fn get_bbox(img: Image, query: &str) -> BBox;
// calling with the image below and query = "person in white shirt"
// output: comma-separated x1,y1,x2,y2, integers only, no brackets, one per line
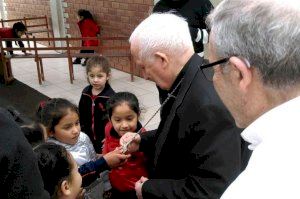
205,0,300,198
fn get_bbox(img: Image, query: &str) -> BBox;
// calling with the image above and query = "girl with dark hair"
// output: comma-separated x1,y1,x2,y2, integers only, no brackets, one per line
0,21,28,55
39,98,131,190
79,56,115,153
103,92,148,199
73,9,100,66
34,143,84,199
40,98,97,167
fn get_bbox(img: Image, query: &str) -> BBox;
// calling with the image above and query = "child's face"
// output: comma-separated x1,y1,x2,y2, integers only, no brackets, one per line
16,30,25,37
51,109,81,145
111,102,139,137
66,154,82,198
87,67,109,92
77,15,83,22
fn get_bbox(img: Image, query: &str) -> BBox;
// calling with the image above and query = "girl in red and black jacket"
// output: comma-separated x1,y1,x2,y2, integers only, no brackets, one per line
73,9,100,66
103,92,148,199
79,56,115,153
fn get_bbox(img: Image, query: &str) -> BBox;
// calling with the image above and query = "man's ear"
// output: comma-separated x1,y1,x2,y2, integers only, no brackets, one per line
229,56,252,93
154,52,169,69
60,180,71,196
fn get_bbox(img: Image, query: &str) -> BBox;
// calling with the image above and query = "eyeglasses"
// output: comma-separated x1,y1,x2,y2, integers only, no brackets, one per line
200,58,229,81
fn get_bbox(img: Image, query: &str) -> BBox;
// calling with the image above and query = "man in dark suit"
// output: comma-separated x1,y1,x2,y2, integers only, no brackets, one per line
121,13,251,199
153,0,214,105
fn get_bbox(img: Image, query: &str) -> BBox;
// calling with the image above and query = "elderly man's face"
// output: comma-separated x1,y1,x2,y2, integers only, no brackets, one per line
131,42,171,90
209,36,247,128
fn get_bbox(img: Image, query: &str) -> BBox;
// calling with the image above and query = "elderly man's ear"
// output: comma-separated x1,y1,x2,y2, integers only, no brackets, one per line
154,52,169,69
229,56,253,93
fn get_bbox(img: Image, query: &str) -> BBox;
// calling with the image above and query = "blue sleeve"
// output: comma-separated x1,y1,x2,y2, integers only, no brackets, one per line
79,157,110,176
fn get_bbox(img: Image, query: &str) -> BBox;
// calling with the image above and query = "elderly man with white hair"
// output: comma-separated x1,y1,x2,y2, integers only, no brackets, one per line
121,13,251,199
206,0,300,198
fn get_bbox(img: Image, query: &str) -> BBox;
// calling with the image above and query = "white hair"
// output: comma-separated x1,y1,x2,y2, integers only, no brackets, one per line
129,13,193,62
207,0,300,88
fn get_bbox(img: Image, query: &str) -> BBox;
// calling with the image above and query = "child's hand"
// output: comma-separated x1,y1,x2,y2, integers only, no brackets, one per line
103,148,130,169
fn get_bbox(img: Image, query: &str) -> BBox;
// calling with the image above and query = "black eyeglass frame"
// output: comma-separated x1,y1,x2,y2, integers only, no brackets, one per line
200,58,229,81
200,58,229,70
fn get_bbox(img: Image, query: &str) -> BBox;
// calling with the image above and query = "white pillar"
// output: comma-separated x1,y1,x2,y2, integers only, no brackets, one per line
0,0,7,26
50,0,67,48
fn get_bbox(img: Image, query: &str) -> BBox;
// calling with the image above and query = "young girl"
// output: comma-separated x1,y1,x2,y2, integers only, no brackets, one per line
34,143,84,199
79,55,115,153
73,9,100,66
40,98,96,167
0,22,28,55
103,92,148,199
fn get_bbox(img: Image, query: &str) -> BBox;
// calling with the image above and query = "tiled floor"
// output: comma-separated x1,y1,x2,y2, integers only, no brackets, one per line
10,50,160,130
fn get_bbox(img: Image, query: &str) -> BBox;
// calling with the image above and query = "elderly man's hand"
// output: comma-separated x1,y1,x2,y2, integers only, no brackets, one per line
103,148,131,168
135,176,148,199
120,132,141,153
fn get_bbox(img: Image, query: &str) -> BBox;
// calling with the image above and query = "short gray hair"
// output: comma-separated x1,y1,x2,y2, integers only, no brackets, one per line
129,13,193,62
207,0,300,88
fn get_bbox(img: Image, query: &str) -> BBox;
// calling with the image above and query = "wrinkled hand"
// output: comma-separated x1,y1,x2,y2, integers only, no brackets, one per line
120,132,141,153
76,188,86,199
103,147,131,169
135,176,148,199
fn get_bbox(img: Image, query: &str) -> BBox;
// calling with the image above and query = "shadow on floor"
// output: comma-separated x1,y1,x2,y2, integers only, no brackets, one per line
0,79,49,122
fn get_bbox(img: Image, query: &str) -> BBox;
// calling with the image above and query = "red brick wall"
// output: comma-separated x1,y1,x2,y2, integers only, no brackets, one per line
4,0,51,20
65,0,153,37
64,0,153,75
3,0,154,75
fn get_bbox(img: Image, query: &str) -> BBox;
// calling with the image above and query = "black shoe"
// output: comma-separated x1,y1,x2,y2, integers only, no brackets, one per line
73,59,81,64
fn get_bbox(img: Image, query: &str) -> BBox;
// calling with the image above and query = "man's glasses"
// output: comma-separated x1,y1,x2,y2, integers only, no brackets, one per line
200,58,229,81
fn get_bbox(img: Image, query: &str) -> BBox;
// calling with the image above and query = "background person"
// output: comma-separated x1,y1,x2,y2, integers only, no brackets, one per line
0,22,28,55
153,0,213,57
206,0,300,198
121,13,251,199
73,9,100,66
